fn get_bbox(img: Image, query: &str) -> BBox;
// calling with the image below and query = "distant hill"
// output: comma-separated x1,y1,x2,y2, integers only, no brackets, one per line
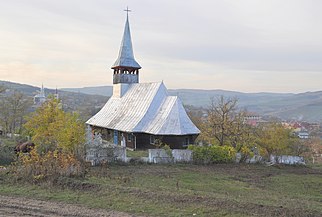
0,80,42,96
63,85,322,123
0,81,108,121
62,86,113,97
2,81,322,122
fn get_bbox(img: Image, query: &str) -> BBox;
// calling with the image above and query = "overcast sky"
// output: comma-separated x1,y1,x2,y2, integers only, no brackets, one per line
0,0,321,93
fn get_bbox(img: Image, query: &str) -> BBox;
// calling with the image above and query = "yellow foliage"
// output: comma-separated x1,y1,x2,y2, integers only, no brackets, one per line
13,149,84,183
257,122,294,157
24,98,85,155
10,98,86,183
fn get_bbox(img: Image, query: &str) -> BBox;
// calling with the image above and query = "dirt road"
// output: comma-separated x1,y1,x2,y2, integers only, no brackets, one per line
0,195,136,217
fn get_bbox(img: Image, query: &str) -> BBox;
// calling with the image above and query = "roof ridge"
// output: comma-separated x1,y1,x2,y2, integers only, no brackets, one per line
132,83,167,132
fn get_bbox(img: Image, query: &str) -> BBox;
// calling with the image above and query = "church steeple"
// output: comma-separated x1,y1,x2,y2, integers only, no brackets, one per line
112,8,141,84
40,84,45,97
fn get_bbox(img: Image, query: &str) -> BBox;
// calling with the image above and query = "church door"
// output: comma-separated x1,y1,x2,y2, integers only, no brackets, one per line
113,130,118,145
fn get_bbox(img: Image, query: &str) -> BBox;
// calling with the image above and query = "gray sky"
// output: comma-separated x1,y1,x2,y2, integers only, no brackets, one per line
0,0,321,93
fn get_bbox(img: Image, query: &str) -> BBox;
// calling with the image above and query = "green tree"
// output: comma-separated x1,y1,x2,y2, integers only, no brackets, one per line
24,97,85,155
256,122,294,158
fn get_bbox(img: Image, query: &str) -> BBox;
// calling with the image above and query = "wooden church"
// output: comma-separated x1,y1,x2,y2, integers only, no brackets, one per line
86,12,200,150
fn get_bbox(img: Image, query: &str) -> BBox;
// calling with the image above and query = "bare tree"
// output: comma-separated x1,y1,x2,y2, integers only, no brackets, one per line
197,96,259,161
0,90,31,135
206,96,238,146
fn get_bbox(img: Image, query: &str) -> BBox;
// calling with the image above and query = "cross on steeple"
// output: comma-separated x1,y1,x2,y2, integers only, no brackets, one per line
124,6,131,17
112,6,141,84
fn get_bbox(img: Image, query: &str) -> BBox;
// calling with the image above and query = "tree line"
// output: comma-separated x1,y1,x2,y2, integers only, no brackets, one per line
188,96,319,162
0,86,32,136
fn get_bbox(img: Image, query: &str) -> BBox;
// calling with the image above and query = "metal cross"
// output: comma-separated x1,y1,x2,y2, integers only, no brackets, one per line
124,7,131,16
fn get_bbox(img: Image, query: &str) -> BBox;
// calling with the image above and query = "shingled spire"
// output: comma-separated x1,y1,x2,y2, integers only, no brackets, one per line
112,8,141,84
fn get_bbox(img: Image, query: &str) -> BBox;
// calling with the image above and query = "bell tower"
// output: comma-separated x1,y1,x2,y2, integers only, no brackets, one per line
111,7,141,85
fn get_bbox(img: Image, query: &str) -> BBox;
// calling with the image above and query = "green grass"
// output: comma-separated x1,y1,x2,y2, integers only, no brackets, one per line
0,164,321,217
126,149,148,158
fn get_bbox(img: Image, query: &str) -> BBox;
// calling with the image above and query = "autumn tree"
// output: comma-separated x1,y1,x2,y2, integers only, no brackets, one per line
11,98,86,183
24,97,85,155
197,96,259,161
230,112,261,160
289,138,310,156
201,96,254,146
300,138,322,164
189,96,305,161
256,122,296,158
206,96,238,146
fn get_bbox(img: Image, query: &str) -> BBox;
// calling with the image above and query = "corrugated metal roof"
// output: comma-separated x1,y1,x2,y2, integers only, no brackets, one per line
111,15,141,69
86,82,200,135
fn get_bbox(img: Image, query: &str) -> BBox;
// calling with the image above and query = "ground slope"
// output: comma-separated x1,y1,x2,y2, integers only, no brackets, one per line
0,195,136,217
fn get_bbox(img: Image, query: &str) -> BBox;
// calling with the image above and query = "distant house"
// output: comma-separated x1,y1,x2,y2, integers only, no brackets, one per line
86,13,200,149
297,131,309,139
244,113,266,126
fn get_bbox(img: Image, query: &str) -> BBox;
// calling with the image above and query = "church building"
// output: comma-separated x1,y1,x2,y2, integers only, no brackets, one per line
86,12,200,150
33,84,46,105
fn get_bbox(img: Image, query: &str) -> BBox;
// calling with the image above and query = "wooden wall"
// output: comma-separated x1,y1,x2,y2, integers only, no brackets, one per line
90,126,198,150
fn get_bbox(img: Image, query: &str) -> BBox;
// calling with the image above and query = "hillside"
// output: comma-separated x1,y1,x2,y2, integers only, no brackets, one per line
0,81,108,121
62,85,322,123
1,164,321,217
2,81,322,122
62,86,293,108
62,86,113,97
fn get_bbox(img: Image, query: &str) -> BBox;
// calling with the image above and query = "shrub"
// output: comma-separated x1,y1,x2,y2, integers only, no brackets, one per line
188,145,236,164
237,145,255,162
9,98,87,184
0,138,16,165
11,149,85,184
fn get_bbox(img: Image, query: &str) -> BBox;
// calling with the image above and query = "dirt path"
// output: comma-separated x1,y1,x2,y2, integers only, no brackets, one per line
0,195,136,217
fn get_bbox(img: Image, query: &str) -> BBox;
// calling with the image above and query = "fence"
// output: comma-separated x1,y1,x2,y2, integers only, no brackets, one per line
148,149,193,164
85,129,127,165
270,155,305,165
85,128,305,166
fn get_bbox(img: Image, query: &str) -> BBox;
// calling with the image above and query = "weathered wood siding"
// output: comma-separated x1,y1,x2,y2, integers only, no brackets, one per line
135,133,198,150
91,126,198,150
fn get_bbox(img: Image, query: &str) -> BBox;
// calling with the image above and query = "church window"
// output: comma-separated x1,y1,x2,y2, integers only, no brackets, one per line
128,134,132,142
150,135,156,145
183,137,190,147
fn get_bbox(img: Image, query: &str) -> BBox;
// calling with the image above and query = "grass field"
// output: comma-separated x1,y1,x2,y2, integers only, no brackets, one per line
126,149,149,158
0,163,321,217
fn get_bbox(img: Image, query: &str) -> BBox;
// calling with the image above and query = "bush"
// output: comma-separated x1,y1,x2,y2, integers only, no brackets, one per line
188,145,236,164
0,138,17,165
9,98,87,184
11,149,85,184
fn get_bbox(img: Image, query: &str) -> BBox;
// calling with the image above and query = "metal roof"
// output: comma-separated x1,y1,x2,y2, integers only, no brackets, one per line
112,15,141,69
86,82,200,135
